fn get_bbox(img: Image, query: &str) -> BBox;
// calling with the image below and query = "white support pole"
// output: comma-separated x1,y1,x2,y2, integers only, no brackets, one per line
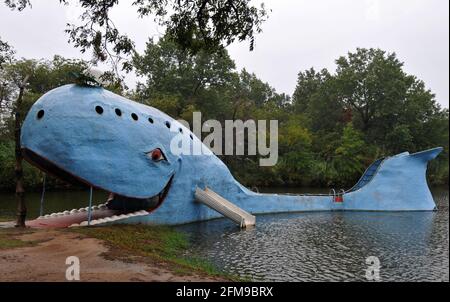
87,186,93,226
39,174,46,217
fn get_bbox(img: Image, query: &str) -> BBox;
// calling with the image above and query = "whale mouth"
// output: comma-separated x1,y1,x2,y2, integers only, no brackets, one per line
22,148,173,228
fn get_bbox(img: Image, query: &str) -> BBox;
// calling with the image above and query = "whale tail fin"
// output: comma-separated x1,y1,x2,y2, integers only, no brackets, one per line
344,147,443,211
409,146,443,162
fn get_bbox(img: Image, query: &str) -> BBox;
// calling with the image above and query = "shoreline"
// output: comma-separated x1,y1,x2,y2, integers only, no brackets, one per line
0,226,231,282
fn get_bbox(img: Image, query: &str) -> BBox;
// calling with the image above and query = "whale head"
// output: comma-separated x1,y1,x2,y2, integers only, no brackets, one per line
21,84,191,204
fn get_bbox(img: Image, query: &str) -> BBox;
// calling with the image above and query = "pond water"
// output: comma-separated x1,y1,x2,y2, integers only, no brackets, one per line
0,190,109,219
0,187,448,281
175,187,449,282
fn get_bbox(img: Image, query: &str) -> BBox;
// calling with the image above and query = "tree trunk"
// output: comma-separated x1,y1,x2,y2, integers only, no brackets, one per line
14,75,29,228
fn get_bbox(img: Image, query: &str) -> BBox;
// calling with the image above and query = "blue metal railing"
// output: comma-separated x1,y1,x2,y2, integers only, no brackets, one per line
346,158,385,193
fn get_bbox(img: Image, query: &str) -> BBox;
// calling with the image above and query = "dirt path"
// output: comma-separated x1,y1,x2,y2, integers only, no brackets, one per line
0,229,220,282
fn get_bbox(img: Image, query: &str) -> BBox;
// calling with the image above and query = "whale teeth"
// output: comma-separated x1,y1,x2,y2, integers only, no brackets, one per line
136,210,149,216
43,203,151,227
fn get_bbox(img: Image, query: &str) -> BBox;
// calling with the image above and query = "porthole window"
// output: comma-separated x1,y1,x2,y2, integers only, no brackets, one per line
131,113,138,121
37,110,45,119
95,106,104,115
165,121,171,128
190,134,193,140
148,117,154,124
115,108,122,116
179,128,183,133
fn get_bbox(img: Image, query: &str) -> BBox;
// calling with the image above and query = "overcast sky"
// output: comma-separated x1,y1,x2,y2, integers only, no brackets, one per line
0,0,448,108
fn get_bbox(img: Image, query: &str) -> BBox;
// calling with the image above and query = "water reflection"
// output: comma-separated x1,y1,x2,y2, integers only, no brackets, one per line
176,188,449,281
0,190,108,219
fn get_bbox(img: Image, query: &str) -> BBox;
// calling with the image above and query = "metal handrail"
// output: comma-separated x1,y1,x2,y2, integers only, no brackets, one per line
329,188,336,202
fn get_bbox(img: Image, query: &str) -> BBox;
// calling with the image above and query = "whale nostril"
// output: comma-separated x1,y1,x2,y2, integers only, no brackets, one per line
37,110,45,119
95,106,103,114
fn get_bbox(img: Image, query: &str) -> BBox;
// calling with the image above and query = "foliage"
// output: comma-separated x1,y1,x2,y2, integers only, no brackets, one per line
330,123,369,186
4,0,268,74
0,37,15,69
133,36,236,118
133,43,448,188
0,56,92,190
0,47,448,191
290,48,448,187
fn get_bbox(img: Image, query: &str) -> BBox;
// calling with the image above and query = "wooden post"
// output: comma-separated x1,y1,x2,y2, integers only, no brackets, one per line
14,75,29,228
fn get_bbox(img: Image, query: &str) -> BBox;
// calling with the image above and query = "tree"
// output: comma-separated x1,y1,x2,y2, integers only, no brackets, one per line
0,57,90,225
330,123,367,186
331,48,444,154
334,48,407,132
5,0,268,73
133,36,236,117
292,48,448,185
292,67,330,113
0,37,15,69
1,59,34,226
276,115,314,185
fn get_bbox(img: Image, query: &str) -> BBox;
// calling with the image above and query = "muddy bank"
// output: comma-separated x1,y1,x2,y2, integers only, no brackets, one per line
0,228,225,282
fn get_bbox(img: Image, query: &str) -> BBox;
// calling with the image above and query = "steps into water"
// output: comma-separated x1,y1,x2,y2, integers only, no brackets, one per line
195,187,256,228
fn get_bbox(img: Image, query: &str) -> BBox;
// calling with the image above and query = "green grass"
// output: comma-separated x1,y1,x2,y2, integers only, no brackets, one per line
0,228,36,250
0,216,14,222
69,224,242,281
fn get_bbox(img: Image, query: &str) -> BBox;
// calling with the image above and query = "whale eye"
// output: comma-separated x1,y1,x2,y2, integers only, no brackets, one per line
148,148,166,162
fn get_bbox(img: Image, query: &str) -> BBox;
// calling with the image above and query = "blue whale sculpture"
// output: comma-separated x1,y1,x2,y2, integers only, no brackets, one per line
21,84,442,227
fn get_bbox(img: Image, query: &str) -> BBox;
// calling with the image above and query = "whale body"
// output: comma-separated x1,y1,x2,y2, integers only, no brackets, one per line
20,84,443,227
